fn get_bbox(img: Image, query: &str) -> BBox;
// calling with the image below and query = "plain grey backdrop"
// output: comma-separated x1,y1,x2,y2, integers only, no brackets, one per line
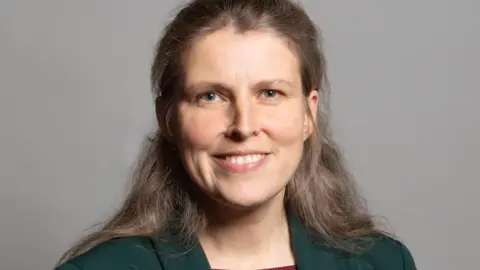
1,0,478,269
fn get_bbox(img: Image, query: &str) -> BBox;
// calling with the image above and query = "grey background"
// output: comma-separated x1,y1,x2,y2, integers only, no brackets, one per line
0,0,478,269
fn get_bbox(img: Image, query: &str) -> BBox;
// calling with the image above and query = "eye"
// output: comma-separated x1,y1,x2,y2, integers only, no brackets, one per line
261,89,279,99
198,91,221,102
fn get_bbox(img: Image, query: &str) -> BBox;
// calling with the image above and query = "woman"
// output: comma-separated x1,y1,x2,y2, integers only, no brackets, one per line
56,0,416,269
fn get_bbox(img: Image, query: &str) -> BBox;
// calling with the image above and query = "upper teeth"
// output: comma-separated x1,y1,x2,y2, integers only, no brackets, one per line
225,154,264,164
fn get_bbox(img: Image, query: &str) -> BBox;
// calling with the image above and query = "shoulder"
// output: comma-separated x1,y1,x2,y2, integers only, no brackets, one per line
355,234,416,270
56,236,163,270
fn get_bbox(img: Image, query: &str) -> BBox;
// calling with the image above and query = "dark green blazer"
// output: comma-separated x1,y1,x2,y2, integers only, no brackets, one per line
57,217,416,270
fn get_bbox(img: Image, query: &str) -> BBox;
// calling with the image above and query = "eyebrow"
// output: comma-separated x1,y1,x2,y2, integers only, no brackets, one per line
255,79,294,89
185,79,295,92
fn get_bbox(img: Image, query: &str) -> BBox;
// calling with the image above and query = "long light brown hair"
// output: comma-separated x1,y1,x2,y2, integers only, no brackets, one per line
58,0,381,265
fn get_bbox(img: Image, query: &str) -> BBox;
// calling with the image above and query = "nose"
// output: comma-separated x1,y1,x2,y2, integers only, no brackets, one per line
226,99,260,141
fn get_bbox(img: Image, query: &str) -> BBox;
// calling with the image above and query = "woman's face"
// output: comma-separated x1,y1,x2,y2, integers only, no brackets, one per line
175,27,318,209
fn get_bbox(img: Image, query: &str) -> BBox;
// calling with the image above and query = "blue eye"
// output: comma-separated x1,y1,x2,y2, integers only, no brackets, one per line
200,92,219,102
262,89,278,98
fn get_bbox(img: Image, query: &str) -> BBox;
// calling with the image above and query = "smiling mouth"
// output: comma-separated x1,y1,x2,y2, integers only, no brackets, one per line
213,154,269,173
223,154,265,164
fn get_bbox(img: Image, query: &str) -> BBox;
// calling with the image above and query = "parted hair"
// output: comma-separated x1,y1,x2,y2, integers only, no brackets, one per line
57,0,380,265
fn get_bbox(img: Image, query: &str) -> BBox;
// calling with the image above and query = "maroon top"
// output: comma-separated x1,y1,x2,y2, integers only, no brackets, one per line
263,267,296,270
213,266,296,270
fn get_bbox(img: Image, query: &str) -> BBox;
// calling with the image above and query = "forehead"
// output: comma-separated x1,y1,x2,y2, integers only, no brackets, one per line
183,28,301,86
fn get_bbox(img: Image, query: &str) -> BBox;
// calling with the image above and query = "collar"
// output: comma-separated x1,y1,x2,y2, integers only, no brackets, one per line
153,214,373,270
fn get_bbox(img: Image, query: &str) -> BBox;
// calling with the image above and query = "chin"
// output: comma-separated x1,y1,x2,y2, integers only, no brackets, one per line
212,188,284,211
219,197,266,210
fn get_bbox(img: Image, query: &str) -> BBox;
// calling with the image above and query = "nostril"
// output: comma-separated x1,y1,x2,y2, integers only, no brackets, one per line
226,126,260,141
228,129,247,142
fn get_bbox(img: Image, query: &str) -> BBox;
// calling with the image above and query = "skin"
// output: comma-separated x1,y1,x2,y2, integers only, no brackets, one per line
172,27,318,269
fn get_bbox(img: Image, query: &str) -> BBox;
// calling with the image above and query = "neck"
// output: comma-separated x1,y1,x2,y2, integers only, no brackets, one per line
198,193,294,268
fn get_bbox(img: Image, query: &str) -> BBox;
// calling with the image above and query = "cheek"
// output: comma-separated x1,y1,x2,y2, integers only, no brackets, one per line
177,109,224,149
262,104,305,143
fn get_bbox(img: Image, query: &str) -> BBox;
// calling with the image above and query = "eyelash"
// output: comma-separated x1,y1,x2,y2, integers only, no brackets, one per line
195,89,283,103
261,89,280,99
198,92,222,102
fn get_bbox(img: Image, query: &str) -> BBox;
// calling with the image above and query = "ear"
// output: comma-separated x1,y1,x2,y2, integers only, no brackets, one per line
303,90,318,141
155,97,175,143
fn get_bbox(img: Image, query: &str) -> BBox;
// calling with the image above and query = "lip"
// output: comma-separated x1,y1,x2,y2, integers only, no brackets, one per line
213,150,269,156
213,153,269,173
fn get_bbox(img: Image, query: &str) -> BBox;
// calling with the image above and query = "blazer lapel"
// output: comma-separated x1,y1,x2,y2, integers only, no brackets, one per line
154,216,374,270
154,233,211,270
288,215,373,270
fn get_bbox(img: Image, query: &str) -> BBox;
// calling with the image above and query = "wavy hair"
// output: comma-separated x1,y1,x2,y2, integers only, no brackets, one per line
57,0,380,265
